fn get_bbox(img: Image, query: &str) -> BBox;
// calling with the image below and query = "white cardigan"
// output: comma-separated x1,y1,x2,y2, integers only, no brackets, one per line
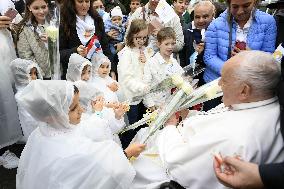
117,46,153,106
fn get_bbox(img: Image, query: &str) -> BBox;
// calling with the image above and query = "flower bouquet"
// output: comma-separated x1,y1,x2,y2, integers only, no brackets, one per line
130,64,203,103
141,77,222,144
117,109,159,134
141,75,193,143
46,1,60,79
178,78,223,111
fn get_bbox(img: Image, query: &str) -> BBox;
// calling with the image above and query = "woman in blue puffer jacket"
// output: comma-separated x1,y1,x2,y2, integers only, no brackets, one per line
204,0,277,83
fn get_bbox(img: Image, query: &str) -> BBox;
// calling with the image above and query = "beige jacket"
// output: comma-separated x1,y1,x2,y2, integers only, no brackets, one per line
17,26,51,78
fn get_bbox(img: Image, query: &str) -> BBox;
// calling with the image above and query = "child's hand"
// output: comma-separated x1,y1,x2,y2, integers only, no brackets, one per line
148,106,157,112
113,103,126,120
139,50,146,64
124,143,146,158
77,45,87,57
114,42,124,52
107,82,119,92
121,102,130,112
107,29,119,39
91,96,104,112
104,101,119,109
195,42,204,54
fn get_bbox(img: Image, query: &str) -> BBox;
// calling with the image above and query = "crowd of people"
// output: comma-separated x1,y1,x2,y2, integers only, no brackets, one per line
0,0,284,188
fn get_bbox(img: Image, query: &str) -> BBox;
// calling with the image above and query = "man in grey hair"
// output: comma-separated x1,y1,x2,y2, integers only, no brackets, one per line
155,50,284,189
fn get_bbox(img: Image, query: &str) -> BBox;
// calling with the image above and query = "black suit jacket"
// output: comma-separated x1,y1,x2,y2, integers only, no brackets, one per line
179,23,205,84
59,20,111,79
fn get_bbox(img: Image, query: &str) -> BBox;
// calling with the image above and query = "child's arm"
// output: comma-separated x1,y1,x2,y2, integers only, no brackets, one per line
118,49,147,94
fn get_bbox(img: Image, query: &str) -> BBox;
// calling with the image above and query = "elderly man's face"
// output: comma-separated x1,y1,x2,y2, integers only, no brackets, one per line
194,4,214,29
218,60,242,107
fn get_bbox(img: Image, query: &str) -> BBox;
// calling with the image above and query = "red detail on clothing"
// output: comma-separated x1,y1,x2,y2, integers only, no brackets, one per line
192,103,203,111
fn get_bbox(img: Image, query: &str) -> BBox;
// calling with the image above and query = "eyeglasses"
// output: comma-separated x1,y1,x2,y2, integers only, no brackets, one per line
94,5,104,9
134,36,148,41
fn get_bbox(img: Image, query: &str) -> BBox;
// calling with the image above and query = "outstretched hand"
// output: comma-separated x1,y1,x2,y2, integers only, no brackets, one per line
125,143,146,158
213,156,264,189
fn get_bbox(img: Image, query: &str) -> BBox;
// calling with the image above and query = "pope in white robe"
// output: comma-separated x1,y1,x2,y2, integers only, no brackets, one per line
16,80,135,189
157,51,284,189
132,51,284,189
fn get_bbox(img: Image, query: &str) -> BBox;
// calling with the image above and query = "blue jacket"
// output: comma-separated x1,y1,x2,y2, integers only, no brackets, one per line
203,9,277,82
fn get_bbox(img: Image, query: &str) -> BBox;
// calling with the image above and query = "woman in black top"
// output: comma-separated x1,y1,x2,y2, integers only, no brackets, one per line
59,0,111,79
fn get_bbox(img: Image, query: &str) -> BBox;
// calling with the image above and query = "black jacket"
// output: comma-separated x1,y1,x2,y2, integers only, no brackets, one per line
179,23,205,84
59,21,112,79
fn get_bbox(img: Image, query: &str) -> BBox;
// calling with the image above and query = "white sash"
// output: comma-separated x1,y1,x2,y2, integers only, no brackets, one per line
76,14,96,45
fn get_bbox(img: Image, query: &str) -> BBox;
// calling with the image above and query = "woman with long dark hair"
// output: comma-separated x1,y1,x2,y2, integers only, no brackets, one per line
16,0,52,80
60,0,111,79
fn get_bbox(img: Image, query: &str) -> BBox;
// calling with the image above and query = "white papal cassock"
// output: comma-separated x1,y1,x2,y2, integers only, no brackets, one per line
16,124,135,189
158,97,284,189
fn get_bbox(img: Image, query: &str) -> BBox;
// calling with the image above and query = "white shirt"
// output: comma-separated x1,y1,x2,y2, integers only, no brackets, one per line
158,97,284,189
91,76,119,103
236,14,253,42
143,52,184,107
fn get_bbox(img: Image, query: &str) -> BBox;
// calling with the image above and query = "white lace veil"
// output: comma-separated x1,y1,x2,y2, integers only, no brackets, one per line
66,53,92,82
91,53,111,77
10,58,43,90
74,80,103,112
17,80,75,130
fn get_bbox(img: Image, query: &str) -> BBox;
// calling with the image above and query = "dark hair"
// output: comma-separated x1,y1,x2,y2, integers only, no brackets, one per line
226,0,260,22
60,0,104,39
74,85,79,94
81,64,91,74
157,27,176,43
30,67,39,79
125,19,148,48
15,0,49,42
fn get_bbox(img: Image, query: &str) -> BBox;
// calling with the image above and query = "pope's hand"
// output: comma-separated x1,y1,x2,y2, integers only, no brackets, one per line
165,113,179,127
125,143,146,158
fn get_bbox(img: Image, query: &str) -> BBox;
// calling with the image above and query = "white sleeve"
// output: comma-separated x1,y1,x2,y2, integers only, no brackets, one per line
102,108,125,134
142,62,155,107
171,16,184,52
157,126,249,187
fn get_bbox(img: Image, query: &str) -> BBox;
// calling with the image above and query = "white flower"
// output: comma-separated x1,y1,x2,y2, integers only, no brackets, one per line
46,26,59,42
181,82,193,95
205,82,222,99
171,74,184,88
